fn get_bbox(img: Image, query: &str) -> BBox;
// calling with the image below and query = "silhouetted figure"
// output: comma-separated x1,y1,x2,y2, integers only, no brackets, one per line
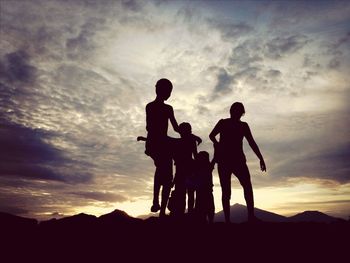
209,102,266,223
138,123,201,218
194,151,215,223
144,79,179,217
169,122,199,217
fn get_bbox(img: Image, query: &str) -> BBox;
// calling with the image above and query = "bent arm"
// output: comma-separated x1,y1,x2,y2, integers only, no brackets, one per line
192,134,202,145
209,120,221,145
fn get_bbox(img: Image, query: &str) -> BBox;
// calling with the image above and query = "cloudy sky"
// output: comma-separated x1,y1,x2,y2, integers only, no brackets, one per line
1,0,349,220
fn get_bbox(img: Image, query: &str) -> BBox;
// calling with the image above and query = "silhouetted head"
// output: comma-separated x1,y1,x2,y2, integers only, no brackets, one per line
230,102,245,120
155,78,173,100
196,151,210,164
179,122,191,137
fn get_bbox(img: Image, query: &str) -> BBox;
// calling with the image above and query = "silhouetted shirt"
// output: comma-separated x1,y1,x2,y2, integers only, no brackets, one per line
146,100,174,140
215,118,247,163
172,135,197,167
195,161,213,192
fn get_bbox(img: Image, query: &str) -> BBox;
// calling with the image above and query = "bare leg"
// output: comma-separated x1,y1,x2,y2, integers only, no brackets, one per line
218,164,231,223
151,167,161,212
160,185,170,217
187,188,195,214
236,164,255,221
208,193,215,224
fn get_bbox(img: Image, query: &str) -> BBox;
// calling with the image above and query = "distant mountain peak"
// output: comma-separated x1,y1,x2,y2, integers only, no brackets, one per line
215,204,287,223
288,210,343,223
99,209,132,219
98,208,142,224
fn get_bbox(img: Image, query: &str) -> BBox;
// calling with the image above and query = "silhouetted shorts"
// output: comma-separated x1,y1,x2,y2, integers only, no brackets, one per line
146,138,173,186
217,161,252,195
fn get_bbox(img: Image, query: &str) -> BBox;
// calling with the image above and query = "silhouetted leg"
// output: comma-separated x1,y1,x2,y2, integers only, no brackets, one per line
236,164,255,221
208,193,215,224
159,156,173,217
153,167,161,206
160,185,170,217
187,188,195,214
218,164,232,223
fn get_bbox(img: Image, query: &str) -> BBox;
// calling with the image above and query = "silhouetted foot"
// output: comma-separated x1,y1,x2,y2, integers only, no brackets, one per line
159,211,167,219
151,203,161,213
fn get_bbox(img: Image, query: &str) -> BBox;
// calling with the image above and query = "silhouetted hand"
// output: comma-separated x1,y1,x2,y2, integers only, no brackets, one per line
260,159,266,172
137,136,147,141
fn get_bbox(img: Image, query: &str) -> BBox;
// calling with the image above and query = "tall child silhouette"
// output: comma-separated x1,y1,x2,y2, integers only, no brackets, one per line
209,102,266,223
144,79,179,217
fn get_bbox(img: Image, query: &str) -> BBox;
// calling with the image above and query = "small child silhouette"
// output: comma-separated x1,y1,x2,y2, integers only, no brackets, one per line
169,122,200,216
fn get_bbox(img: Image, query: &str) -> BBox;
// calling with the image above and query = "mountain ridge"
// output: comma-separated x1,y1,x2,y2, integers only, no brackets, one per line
0,205,346,225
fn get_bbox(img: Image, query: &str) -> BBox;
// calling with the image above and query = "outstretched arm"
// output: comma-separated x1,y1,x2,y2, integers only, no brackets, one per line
244,124,266,172
137,136,147,141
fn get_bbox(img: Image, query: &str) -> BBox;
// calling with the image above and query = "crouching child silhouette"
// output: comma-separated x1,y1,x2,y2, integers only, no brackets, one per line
194,151,215,223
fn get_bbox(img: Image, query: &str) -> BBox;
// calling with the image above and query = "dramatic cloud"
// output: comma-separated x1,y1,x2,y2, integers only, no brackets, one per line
0,0,349,219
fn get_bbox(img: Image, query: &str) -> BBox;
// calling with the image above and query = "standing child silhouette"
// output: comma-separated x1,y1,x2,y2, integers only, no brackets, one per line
144,79,179,217
170,122,199,217
209,102,266,223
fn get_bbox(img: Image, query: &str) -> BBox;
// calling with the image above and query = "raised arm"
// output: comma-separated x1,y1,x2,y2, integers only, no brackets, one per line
244,123,266,172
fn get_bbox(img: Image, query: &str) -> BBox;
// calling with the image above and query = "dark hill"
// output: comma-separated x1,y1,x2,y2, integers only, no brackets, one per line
288,210,345,223
0,211,37,229
215,203,288,223
98,209,142,224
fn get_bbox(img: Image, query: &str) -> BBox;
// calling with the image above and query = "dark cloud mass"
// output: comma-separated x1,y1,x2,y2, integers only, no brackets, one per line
0,120,91,183
213,68,235,95
0,50,37,84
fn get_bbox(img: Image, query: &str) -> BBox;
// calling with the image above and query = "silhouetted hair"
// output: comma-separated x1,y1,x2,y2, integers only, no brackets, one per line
155,78,173,96
197,151,210,163
179,122,191,136
230,102,245,119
